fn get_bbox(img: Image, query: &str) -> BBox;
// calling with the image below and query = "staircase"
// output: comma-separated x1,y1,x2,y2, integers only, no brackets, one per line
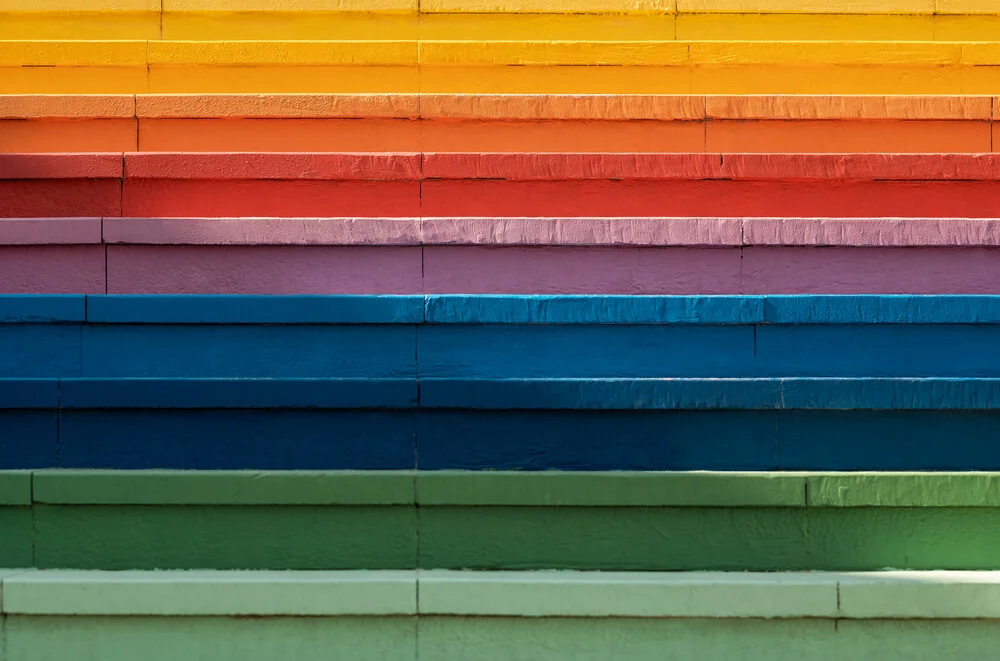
2,1,1000,659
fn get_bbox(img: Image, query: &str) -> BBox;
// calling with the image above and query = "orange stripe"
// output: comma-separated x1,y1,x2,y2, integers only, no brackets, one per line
706,95,992,120
0,119,138,152
3,117,999,154
137,118,707,153
0,94,996,121
705,120,992,153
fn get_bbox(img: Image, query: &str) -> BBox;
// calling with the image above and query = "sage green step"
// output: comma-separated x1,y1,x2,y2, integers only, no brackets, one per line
2,570,1000,661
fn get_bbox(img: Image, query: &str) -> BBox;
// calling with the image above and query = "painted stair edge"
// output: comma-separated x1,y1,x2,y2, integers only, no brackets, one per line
15,216,1000,248
2,94,996,121
3,469,1000,507
9,40,1000,67
1,569,999,619
8,294,1000,325
7,152,1000,181
0,0,997,14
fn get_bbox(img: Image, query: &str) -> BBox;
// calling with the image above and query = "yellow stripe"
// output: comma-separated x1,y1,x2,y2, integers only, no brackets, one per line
420,41,688,65
163,0,417,10
677,0,933,11
937,0,998,12
5,40,1000,67
6,13,1000,42
418,0,672,11
688,42,963,65
0,14,160,40
0,41,147,66
1,0,999,12
147,40,417,65
0,0,158,9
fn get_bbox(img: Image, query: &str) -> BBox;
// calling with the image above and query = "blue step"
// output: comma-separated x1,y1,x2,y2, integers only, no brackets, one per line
3,377,1000,471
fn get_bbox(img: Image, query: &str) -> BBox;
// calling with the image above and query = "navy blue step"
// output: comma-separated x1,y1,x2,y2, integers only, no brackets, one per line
3,377,1000,471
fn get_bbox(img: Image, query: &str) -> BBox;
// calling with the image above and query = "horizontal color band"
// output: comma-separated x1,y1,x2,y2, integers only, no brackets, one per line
5,378,1000,411
6,294,1000,325
0,469,996,507
0,94,994,121
12,64,1000,95
0,0,995,12
6,40,1000,67
2,569,999,620
84,217,1000,248
7,152,1000,181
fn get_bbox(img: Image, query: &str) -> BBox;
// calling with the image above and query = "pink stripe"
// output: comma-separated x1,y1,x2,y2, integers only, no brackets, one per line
4,244,1000,294
0,246,105,294
744,217,1000,247
104,217,423,245
743,247,1000,294
106,245,423,294
422,217,742,246
98,217,1000,248
0,218,102,245
424,246,742,295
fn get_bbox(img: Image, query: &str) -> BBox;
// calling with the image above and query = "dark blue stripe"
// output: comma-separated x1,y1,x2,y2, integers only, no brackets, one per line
86,295,424,324
0,296,85,323
424,295,764,324
60,378,418,409
2,295,1000,325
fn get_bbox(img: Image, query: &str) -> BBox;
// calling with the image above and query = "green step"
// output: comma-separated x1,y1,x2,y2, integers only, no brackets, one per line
3,471,1000,570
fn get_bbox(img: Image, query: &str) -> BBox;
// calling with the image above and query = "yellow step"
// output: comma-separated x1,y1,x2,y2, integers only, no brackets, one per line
5,13,1000,41
0,0,995,13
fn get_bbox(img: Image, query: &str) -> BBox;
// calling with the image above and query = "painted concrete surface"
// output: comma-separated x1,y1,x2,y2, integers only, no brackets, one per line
8,390,1000,469
3,571,996,661
6,471,1000,569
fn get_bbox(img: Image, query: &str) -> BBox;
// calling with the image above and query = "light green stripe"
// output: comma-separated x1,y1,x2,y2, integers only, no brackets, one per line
416,472,807,506
418,570,837,617
807,473,1000,507
3,570,417,615
4,570,1000,619
12,470,1000,508
7,616,416,661
32,471,416,505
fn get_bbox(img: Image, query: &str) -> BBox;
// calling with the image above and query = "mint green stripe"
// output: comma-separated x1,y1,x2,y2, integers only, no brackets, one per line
3,571,416,616
807,473,1000,507
7,616,416,661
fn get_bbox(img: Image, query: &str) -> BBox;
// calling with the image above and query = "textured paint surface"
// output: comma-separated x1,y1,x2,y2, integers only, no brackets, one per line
6,616,417,661
3,570,419,615
107,246,424,295
417,506,1000,571
418,618,1000,661
7,404,1000,471
0,472,998,568
34,505,417,569
1,94,990,121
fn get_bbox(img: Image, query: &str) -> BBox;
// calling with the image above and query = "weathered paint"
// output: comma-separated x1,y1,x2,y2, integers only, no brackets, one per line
3,570,418,615
1,94,990,122
418,617,1000,661
6,616,418,661
4,471,1000,569
13,152,1000,218
34,504,418,569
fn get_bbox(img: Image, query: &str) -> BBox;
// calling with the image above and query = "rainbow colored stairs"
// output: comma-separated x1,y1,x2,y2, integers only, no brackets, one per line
4,1,1000,659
